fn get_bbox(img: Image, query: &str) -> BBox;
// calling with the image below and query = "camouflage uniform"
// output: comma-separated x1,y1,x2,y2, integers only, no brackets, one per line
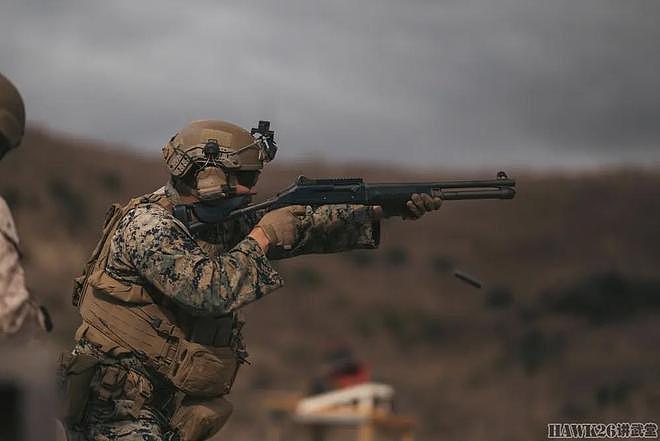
74,182,379,440
0,196,43,336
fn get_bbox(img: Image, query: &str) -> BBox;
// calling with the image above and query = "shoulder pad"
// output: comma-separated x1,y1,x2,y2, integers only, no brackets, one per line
0,196,19,247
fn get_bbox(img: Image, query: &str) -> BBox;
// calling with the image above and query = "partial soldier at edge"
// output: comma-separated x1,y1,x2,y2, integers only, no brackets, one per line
0,72,49,337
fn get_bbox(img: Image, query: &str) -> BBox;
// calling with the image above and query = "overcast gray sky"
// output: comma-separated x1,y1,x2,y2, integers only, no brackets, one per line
1,0,659,168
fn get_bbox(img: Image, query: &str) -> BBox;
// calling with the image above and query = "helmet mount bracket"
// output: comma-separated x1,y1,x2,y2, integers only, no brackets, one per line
251,120,277,161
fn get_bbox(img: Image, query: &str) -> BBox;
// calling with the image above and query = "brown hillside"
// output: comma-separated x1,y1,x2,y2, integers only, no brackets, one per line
2,127,659,440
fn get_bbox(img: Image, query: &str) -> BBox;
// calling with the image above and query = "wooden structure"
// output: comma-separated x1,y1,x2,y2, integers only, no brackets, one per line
263,383,416,441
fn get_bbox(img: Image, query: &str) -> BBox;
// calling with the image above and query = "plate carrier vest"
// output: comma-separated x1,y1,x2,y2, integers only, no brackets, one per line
73,191,241,398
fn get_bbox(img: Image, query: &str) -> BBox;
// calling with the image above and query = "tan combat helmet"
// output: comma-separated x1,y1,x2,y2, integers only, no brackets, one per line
0,73,26,159
162,119,277,200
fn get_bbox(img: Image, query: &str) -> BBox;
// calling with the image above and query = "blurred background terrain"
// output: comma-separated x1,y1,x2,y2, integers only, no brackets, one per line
2,0,660,439
1,127,659,440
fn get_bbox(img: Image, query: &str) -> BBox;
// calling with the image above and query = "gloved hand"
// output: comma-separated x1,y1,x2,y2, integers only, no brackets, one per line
403,193,442,220
252,205,307,250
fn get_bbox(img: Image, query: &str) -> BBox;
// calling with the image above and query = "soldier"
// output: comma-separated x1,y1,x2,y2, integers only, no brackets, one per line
0,72,48,337
64,120,441,441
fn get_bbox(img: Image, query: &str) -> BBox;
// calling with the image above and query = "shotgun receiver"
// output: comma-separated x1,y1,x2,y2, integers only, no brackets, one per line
173,171,516,232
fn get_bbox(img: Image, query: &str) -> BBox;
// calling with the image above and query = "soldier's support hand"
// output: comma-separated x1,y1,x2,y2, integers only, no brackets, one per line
404,193,442,220
251,205,306,251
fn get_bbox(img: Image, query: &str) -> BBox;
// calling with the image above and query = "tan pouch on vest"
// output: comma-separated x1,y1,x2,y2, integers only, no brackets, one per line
92,271,153,304
80,286,241,398
170,396,233,441
172,343,239,397
60,352,100,425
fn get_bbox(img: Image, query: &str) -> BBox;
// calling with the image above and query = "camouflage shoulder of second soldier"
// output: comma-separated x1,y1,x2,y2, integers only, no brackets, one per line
0,196,20,248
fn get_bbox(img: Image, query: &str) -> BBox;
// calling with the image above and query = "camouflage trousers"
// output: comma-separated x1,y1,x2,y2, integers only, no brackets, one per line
82,395,234,441
69,341,232,441
83,398,176,441
68,341,179,441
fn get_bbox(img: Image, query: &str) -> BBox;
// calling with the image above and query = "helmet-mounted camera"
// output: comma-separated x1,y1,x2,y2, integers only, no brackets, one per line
251,120,277,162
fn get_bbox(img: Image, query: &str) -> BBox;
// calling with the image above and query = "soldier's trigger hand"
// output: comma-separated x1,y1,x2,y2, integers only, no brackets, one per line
254,205,306,250
404,193,442,220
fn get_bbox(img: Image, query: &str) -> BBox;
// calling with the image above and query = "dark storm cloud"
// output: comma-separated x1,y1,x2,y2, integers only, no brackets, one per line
1,0,659,167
